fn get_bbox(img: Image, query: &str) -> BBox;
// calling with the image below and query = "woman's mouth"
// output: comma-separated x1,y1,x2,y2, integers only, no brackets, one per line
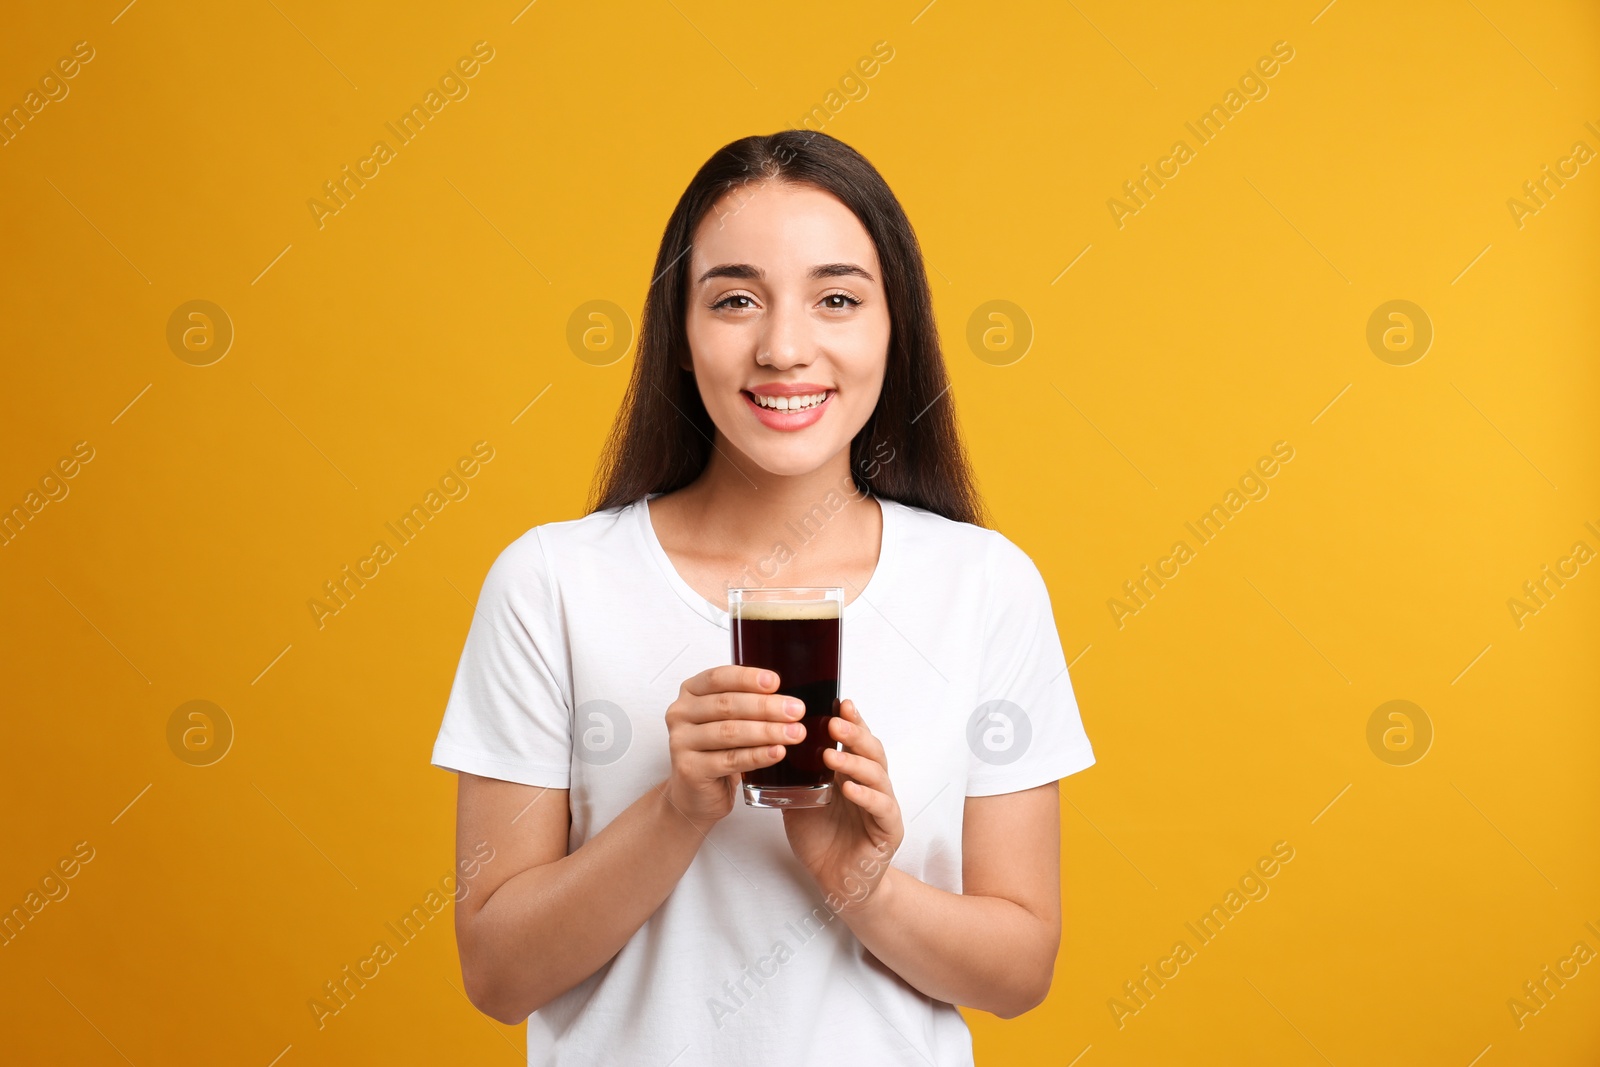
742,389,833,431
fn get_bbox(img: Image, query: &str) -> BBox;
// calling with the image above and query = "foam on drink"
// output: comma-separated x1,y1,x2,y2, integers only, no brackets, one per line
731,598,841,621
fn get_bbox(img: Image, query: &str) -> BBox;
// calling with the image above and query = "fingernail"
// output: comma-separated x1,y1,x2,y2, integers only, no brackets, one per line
785,699,804,717
760,671,776,688
785,723,804,740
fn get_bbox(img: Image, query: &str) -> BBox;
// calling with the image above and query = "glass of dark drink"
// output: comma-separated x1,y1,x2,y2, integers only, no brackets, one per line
728,587,843,808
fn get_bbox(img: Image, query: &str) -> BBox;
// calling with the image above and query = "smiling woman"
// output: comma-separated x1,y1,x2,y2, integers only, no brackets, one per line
431,130,1096,1065
590,134,981,520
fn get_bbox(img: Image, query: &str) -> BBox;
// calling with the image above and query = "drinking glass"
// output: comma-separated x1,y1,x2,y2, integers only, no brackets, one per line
728,587,843,808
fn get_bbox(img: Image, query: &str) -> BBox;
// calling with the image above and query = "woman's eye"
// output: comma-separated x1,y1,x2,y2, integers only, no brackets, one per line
710,293,860,311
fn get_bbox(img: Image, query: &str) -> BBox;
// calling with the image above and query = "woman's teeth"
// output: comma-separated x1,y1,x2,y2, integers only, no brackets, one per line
752,391,828,412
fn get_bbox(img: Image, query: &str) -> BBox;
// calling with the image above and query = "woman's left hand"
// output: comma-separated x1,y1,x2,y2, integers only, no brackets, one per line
782,699,904,913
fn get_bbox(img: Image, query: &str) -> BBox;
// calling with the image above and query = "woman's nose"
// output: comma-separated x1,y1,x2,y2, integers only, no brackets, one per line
757,302,809,369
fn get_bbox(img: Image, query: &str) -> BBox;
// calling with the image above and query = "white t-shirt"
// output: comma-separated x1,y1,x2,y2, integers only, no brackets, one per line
431,493,1096,1066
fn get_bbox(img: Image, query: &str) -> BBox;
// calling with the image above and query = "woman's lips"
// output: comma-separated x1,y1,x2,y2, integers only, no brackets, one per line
742,390,833,431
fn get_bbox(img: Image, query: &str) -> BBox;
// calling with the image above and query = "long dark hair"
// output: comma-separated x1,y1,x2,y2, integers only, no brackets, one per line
587,130,987,528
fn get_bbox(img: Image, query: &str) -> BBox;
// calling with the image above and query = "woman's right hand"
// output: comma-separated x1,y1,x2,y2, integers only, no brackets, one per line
662,665,807,830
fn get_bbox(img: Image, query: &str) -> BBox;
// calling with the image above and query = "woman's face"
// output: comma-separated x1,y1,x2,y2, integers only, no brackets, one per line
682,181,890,479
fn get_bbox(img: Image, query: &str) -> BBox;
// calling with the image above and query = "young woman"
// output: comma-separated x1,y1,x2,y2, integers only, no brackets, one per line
431,130,1096,1065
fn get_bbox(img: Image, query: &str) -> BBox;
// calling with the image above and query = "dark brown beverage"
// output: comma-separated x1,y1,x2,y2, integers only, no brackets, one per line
730,596,841,806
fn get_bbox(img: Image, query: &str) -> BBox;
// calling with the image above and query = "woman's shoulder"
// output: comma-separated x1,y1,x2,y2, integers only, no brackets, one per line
483,498,643,587
884,496,1039,578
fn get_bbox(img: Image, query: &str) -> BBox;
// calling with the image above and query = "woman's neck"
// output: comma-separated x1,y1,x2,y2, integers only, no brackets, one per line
649,437,881,596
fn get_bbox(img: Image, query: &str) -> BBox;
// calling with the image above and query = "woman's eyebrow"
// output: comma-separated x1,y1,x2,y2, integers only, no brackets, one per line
694,262,876,285
811,262,875,282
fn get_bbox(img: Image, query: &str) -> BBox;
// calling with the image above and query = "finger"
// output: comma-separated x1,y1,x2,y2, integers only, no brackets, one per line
685,665,779,697
689,743,786,779
839,779,901,826
831,702,887,766
688,716,806,752
823,746,891,793
682,690,805,726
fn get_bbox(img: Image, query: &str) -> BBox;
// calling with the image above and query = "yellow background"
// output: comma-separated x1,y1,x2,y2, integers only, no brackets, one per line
2,1,1597,1063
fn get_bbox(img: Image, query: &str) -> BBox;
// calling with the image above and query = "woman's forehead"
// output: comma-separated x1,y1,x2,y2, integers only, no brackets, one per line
692,184,880,280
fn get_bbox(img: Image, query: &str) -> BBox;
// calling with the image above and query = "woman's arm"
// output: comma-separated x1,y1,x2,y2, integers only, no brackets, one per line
453,664,808,1024
453,773,709,1024
834,782,1063,1018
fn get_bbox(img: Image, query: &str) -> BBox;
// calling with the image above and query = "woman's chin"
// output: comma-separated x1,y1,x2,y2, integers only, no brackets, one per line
751,458,837,480
736,442,851,481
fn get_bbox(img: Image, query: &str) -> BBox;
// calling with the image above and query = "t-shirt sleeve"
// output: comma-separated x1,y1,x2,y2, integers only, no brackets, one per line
430,527,574,788
966,532,1096,796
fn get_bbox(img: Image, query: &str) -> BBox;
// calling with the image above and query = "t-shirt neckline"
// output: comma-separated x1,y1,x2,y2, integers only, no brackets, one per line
634,491,897,629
